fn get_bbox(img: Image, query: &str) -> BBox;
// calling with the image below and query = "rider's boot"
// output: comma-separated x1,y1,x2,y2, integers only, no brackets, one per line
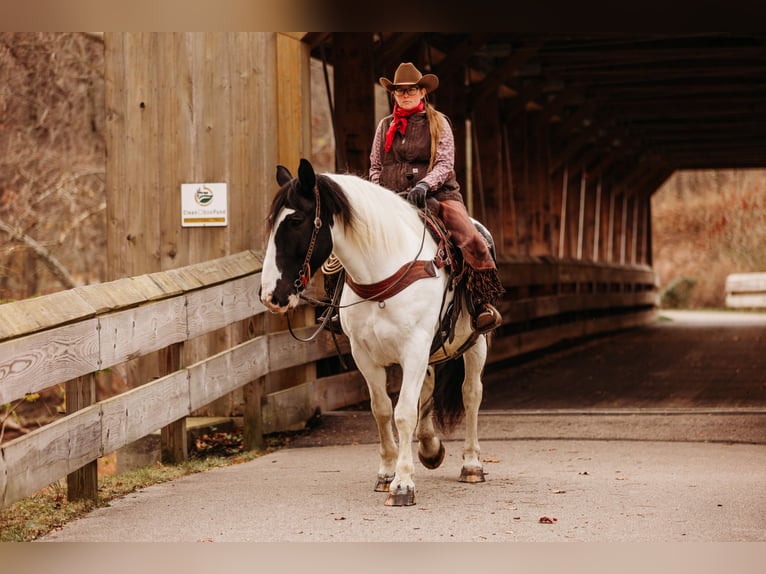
471,302,502,334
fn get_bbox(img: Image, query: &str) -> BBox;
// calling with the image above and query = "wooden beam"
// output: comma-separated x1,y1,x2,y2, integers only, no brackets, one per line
472,42,541,102
374,33,422,75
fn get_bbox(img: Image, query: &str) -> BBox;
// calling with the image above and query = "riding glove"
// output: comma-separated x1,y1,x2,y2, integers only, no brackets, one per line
407,181,430,208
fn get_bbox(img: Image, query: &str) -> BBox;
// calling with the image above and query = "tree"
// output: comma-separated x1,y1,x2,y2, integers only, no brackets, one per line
0,32,105,300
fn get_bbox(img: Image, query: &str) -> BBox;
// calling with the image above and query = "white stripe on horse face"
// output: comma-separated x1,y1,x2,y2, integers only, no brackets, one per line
260,207,295,310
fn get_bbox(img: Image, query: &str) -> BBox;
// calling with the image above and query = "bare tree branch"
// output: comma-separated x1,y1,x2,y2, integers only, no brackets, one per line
0,218,78,289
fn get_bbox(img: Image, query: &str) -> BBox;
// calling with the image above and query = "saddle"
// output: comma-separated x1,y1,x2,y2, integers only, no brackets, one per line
418,208,483,362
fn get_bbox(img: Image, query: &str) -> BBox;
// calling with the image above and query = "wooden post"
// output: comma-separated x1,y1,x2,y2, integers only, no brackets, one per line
65,374,97,502
160,342,186,463
558,166,569,258
592,180,603,262
577,172,587,260
242,378,265,451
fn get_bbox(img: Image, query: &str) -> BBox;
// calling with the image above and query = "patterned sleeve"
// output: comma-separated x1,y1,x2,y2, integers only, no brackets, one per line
368,118,387,184
421,113,455,192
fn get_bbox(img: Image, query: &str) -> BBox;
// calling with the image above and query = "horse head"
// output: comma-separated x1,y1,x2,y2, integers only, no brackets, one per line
259,159,341,313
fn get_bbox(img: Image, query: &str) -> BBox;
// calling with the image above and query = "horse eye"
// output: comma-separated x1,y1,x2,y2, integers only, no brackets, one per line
287,214,305,226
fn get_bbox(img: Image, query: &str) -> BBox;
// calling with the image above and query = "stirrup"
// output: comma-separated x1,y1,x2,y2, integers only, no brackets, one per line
472,303,501,334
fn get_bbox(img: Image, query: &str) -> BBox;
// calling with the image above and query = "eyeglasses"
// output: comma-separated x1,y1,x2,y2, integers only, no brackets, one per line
393,86,421,96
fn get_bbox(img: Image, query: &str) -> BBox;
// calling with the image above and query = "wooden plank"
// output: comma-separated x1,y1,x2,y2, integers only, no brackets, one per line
2,404,101,507
139,272,185,299
66,374,98,502
266,328,349,376
157,32,190,274
104,32,127,283
314,370,369,412
261,382,316,434
726,272,766,292
98,297,188,368
180,252,261,288
74,278,148,314
124,32,162,279
101,370,191,455
726,294,766,309
0,291,96,342
0,320,100,405
259,370,370,434
276,32,312,171
186,275,266,339
262,371,370,433
188,336,270,411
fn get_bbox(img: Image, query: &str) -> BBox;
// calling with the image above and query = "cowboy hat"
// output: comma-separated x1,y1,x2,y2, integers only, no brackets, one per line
379,62,439,93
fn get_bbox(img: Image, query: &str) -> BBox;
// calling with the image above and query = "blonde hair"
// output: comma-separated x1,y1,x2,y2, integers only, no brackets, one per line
424,102,445,172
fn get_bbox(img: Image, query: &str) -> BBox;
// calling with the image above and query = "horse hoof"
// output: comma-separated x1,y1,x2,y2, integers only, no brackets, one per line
418,442,446,470
374,475,394,492
384,486,416,507
459,467,486,483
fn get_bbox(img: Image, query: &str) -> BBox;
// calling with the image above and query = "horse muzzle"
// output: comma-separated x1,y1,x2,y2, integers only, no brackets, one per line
259,288,299,314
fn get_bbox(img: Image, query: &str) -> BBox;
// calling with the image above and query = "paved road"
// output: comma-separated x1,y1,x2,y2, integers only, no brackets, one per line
41,310,766,542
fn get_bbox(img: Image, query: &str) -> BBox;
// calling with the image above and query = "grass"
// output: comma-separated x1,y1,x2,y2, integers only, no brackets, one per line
0,426,303,542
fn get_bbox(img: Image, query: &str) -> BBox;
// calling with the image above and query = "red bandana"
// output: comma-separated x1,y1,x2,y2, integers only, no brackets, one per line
384,101,425,152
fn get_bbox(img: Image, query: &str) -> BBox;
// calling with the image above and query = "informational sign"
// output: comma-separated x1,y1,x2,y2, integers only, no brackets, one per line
181,183,228,227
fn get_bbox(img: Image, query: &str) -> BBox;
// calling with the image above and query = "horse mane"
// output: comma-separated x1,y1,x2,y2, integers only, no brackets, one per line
322,173,424,258
265,169,422,261
265,172,354,233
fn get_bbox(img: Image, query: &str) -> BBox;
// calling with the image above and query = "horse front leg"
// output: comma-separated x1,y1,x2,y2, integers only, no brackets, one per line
386,357,429,506
353,352,398,493
459,336,487,483
416,366,446,470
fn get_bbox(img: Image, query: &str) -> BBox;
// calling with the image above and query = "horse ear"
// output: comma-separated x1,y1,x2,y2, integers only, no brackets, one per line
276,165,292,186
297,158,316,192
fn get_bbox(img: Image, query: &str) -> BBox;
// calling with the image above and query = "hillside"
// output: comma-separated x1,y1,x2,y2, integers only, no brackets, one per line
652,169,766,308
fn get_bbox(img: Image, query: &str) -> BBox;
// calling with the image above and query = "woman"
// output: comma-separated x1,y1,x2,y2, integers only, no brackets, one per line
369,62,503,333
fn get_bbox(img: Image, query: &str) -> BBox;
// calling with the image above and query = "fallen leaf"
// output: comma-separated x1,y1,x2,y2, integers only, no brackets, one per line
550,489,566,494
483,456,501,463
539,516,557,524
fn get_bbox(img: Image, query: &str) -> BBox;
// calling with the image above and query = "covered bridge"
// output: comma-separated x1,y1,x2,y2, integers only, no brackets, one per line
2,32,765,507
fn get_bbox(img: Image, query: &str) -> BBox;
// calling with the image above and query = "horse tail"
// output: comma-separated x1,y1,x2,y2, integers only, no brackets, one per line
432,356,466,433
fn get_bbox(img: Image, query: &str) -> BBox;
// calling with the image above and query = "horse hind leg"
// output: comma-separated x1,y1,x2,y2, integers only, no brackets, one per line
417,366,446,470
458,336,487,484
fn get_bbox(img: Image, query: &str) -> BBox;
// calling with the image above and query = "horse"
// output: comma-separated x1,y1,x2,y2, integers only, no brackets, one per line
259,158,492,506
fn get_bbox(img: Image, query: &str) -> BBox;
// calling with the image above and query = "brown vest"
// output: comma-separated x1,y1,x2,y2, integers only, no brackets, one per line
377,112,462,202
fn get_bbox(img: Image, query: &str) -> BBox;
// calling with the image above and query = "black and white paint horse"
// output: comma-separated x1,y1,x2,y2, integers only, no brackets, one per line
259,158,491,506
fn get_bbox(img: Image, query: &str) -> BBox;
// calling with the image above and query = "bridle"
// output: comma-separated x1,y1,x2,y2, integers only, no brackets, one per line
294,183,323,294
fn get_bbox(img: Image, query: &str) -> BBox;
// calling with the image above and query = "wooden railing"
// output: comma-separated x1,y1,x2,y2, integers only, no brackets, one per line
0,251,657,508
725,272,766,309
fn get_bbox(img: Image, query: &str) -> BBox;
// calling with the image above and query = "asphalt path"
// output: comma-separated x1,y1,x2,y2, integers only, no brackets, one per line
41,310,766,542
